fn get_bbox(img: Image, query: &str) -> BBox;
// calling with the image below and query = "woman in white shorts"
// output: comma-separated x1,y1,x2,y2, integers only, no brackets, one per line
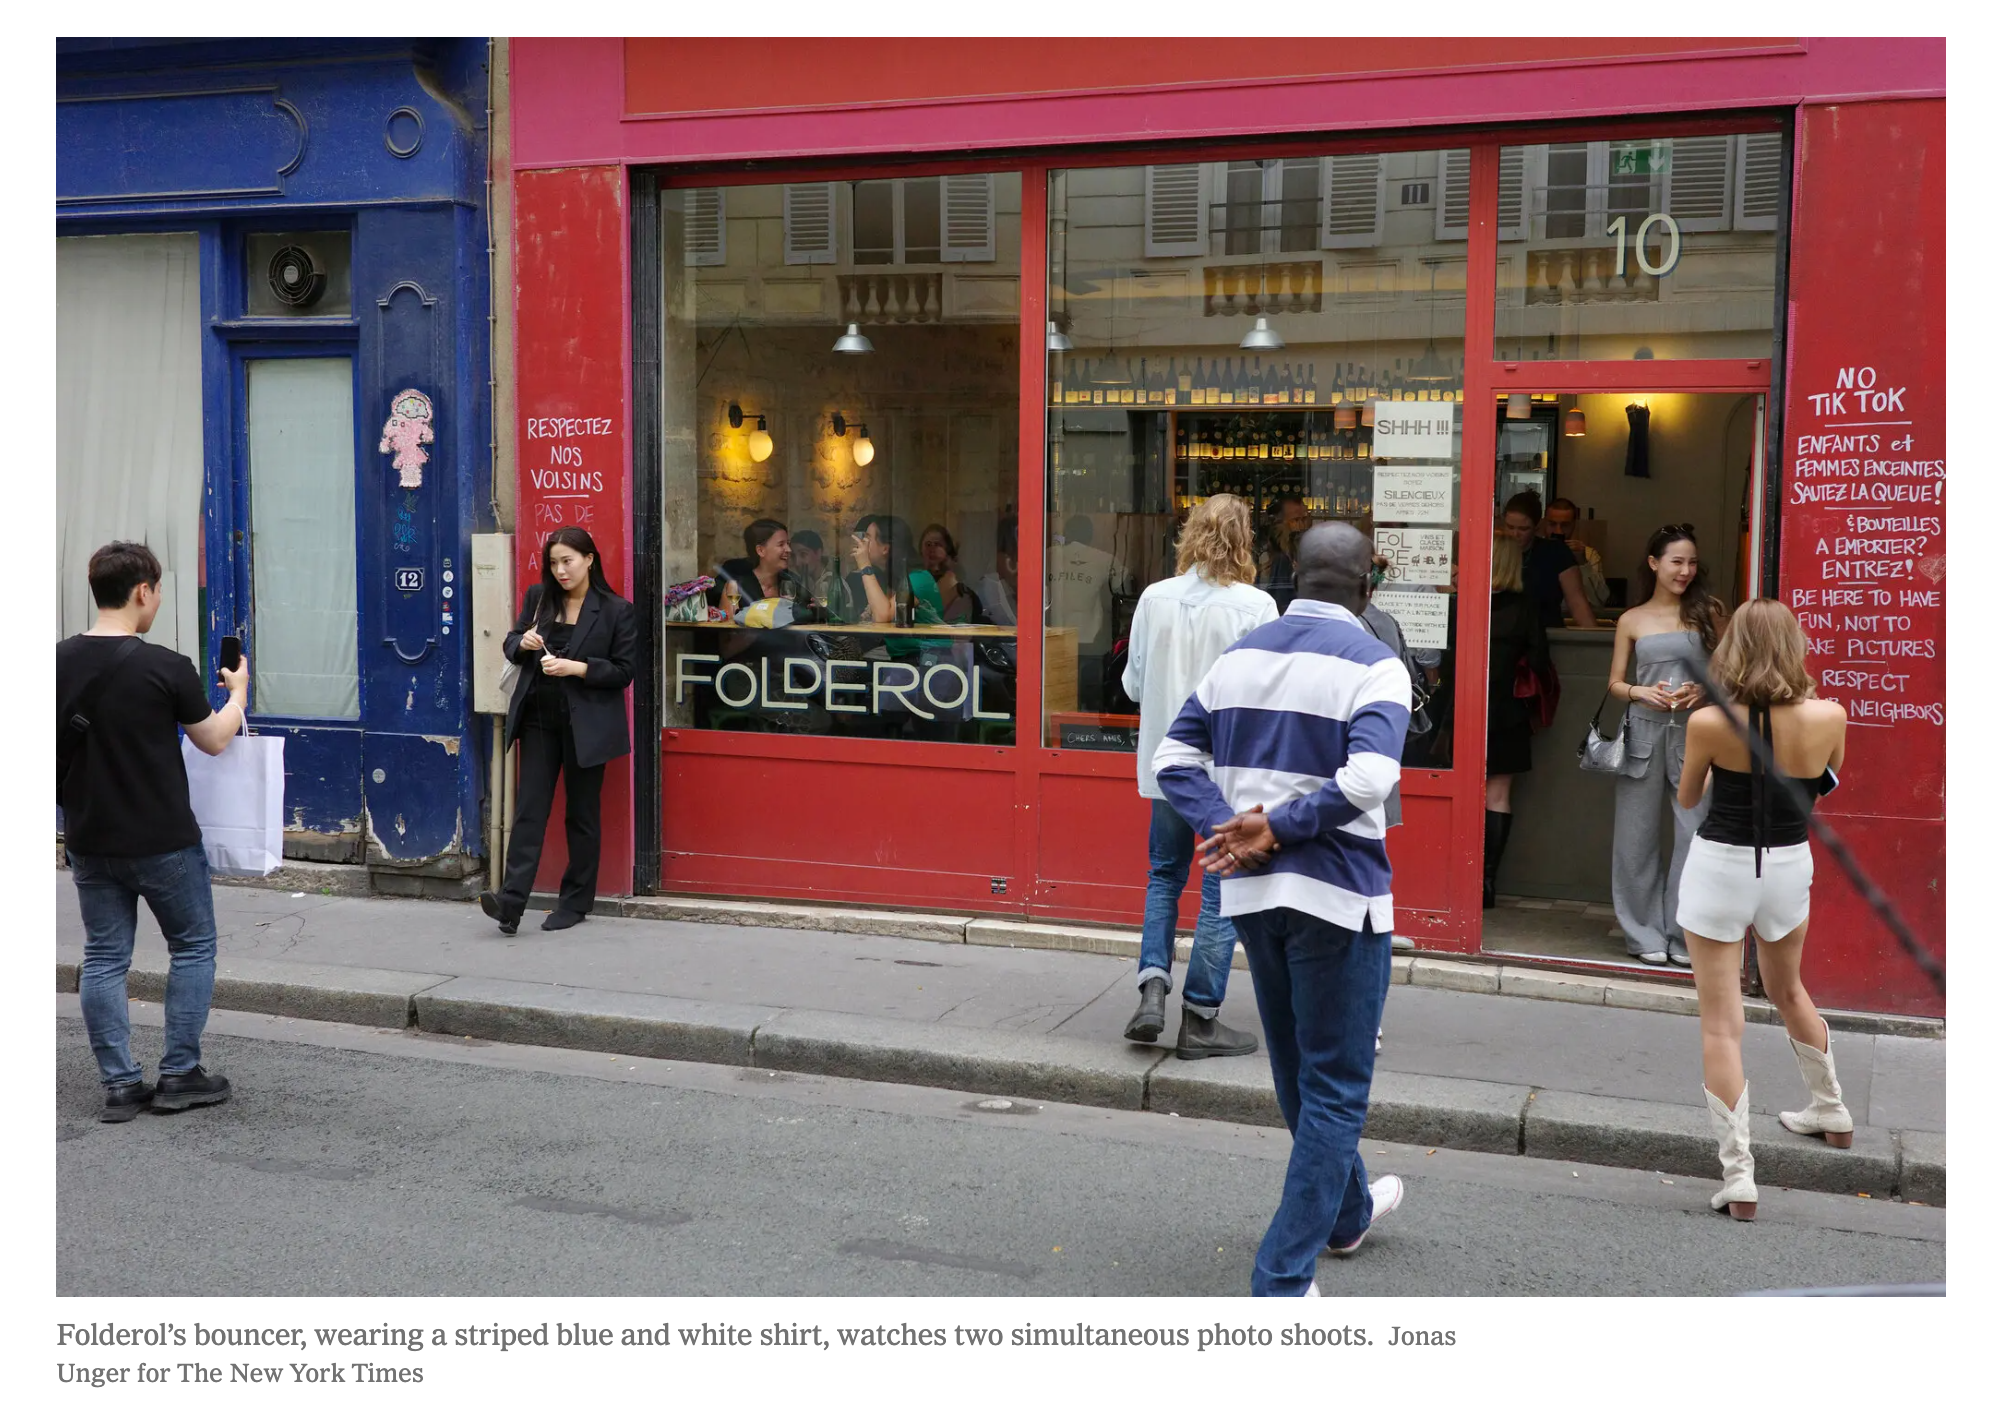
1676,598,1851,1222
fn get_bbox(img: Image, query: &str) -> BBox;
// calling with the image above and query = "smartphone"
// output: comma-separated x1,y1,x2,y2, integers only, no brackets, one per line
219,635,242,672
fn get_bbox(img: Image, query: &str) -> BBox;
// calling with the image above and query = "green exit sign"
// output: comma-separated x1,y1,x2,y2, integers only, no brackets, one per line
1611,144,1672,177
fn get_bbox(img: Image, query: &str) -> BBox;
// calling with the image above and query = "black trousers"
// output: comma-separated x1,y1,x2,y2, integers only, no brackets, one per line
499,722,606,917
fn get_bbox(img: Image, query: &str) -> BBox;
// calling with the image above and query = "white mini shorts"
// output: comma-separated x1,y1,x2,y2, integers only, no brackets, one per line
1676,837,1814,944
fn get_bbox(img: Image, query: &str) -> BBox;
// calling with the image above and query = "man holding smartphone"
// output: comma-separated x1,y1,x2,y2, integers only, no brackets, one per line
57,542,248,1122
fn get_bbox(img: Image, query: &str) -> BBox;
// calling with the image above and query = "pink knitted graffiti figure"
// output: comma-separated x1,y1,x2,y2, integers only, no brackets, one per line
379,389,435,489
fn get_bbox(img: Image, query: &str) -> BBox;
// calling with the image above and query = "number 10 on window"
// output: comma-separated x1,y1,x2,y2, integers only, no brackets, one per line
1606,213,1682,279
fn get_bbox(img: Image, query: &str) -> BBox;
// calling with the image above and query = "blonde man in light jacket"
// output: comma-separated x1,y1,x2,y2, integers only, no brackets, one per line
1122,494,1280,1059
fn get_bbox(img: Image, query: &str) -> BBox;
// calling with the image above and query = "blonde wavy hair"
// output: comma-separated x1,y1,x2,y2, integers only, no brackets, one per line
1176,493,1258,586
1710,597,1815,707
1489,531,1524,594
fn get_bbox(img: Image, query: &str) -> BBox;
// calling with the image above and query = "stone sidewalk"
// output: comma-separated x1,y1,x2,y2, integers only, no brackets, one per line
53,876,1945,1205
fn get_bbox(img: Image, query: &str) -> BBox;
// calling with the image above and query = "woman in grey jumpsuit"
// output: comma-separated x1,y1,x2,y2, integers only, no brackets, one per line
1605,525,1728,966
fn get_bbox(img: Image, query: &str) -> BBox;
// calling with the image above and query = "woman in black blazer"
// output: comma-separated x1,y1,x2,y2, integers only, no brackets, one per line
480,527,637,935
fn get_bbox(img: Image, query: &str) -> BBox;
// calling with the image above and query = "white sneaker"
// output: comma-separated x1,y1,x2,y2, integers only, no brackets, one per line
1303,1281,1321,1296
1375,1028,1382,1054
1327,1175,1403,1257
1638,951,1669,965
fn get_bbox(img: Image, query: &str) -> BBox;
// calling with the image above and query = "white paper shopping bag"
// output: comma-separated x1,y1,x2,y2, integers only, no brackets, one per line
181,728,286,877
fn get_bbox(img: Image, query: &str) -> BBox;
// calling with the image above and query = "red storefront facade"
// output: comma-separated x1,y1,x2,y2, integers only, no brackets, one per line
504,38,1945,1018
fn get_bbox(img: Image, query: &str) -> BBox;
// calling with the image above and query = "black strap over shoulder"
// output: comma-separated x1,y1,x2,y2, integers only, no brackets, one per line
1749,704,1770,879
57,636,144,797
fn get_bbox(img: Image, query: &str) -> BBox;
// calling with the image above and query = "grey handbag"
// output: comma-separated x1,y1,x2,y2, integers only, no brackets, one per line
1576,689,1626,774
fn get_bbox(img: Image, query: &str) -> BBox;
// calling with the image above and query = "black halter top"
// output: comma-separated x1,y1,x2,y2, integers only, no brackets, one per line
1697,705,1829,875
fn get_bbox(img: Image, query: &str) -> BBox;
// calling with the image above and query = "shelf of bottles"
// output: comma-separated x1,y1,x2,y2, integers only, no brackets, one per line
1050,354,1465,410
1173,415,1377,518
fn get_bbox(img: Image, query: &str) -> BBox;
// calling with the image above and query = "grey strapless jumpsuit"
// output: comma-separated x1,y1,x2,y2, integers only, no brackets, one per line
1612,630,1713,958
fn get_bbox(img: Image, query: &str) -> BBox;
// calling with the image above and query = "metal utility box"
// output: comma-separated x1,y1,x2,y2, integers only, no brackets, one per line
470,533,515,715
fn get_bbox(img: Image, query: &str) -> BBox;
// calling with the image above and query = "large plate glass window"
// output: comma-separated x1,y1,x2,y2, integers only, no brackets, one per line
1489,133,1785,360
1044,151,1465,766
658,174,1022,743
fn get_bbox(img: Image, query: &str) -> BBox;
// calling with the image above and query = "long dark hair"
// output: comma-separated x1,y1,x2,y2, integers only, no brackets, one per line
536,526,616,623
855,513,913,584
1636,523,1724,652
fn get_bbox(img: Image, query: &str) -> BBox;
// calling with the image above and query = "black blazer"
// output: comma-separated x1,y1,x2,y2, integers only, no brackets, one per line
503,583,638,768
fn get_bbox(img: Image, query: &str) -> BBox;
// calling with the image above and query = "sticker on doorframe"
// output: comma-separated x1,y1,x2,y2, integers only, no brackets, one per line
379,389,435,488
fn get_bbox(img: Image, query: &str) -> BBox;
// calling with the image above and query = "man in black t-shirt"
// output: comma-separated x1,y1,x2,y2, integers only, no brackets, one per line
58,542,249,1122
1501,491,1600,630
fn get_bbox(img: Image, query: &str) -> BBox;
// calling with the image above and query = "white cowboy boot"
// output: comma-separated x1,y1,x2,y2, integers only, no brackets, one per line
1704,1084,1758,1221
1778,1027,1855,1149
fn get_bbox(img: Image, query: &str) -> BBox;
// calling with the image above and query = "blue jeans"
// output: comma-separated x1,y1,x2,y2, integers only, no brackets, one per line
1232,907,1392,1296
1137,799,1236,1017
68,846,218,1088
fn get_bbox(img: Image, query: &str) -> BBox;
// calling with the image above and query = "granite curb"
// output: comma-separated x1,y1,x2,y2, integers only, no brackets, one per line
56,959,1943,1205
524,891,1944,1041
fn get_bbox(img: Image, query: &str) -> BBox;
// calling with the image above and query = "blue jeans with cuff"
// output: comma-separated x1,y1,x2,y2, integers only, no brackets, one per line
1136,799,1237,1018
68,845,218,1088
1232,906,1392,1296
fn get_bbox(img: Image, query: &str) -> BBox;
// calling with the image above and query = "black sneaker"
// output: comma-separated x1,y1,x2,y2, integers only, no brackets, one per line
151,1068,231,1113
101,1080,155,1124
540,909,586,932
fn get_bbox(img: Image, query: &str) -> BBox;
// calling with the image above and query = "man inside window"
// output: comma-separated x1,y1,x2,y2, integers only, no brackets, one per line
1542,497,1611,612
1502,491,1599,629
58,542,247,1122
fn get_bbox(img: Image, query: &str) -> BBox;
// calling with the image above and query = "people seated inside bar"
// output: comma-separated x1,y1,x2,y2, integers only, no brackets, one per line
978,516,1019,628
841,513,916,625
719,518,800,608
919,522,982,623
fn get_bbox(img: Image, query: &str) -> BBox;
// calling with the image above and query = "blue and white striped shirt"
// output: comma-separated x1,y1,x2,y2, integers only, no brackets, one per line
1154,598,1413,933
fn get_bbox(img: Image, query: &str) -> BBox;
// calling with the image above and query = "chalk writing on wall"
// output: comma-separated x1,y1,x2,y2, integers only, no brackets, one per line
1784,365,1944,730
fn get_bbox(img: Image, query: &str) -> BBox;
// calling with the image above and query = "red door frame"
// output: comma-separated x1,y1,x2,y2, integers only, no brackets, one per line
647,112,1785,949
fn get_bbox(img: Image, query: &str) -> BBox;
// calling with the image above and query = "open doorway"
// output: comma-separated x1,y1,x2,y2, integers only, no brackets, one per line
1481,389,1767,970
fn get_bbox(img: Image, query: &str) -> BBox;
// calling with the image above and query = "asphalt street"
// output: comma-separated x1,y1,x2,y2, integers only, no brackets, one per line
56,1004,1944,1298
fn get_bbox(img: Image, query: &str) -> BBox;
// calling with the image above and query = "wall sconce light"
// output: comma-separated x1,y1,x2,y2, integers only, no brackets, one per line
829,412,876,467
1562,406,1587,438
1360,399,1377,429
832,323,874,355
728,402,773,462
1333,404,1360,431
1505,393,1533,420
1046,319,1073,352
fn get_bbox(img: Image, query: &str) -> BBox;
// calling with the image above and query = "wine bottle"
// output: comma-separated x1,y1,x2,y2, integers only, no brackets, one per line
1190,357,1206,405
1248,357,1262,406
1051,359,1063,406
1174,357,1189,404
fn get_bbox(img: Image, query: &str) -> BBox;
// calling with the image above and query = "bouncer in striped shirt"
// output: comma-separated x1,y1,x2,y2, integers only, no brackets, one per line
1155,522,1412,1297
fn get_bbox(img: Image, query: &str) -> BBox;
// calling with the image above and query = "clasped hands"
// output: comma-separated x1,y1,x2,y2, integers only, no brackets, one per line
1199,804,1280,878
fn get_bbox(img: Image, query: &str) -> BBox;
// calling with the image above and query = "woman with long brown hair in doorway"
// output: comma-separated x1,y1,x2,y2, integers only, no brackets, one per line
1676,599,1851,1220
481,527,637,935
1605,524,1728,966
